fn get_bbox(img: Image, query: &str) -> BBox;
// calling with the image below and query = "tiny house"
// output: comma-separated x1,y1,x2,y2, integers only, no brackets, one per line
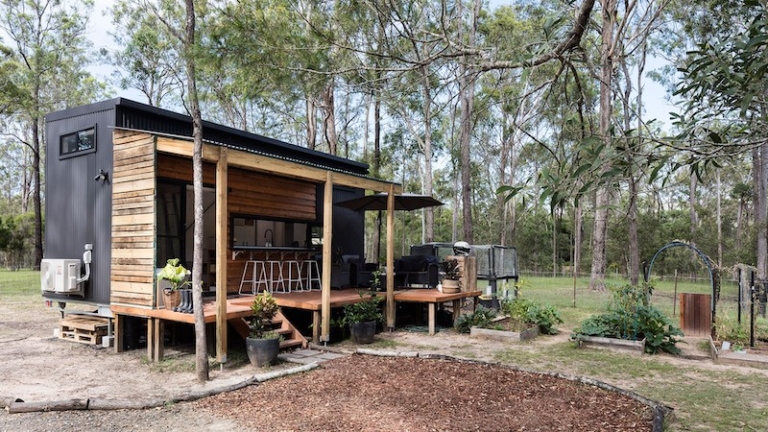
43,98,400,353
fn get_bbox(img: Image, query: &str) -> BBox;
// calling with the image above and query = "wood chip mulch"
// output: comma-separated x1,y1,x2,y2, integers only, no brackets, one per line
194,355,654,431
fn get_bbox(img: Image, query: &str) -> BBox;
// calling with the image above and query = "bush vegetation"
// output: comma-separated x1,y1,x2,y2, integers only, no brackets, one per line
571,284,683,354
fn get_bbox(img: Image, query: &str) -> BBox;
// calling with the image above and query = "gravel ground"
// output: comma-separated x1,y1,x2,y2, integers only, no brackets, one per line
0,404,238,432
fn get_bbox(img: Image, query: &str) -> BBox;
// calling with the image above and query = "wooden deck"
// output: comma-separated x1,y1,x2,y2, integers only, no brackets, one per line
110,288,481,360
394,289,482,335
233,289,380,341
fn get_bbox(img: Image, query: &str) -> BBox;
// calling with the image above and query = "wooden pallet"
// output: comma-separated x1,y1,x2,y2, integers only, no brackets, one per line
59,316,109,345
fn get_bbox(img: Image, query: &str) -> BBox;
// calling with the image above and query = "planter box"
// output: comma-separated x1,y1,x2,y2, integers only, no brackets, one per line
577,336,645,355
470,317,538,342
709,336,768,369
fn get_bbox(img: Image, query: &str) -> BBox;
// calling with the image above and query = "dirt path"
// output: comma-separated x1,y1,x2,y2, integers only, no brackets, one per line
2,296,764,431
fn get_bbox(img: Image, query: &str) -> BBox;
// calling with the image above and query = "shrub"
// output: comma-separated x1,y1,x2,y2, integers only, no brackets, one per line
571,284,683,355
455,306,497,333
500,297,563,335
342,292,383,325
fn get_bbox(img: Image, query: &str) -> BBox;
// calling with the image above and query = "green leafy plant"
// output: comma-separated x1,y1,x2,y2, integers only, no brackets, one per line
441,259,461,280
724,325,749,348
455,306,497,333
342,291,383,325
570,284,683,354
158,258,189,291
371,268,383,291
499,297,563,335
249,291,280,339
527,304,564,335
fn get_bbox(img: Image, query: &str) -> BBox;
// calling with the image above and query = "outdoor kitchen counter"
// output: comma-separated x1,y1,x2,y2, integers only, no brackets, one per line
231,246,317,260
394,289,482,335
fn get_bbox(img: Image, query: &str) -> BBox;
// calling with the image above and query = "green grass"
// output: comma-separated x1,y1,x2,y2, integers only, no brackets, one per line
490,340,768,431
0,269,40,297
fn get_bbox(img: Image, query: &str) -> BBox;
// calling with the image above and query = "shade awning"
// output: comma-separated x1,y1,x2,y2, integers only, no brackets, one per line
335,192,443,212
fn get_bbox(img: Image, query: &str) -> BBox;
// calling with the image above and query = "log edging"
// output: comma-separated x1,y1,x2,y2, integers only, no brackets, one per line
4,362,319,414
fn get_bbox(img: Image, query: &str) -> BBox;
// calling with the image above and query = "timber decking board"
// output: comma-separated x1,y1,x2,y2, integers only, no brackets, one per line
393,289,483,303
232,289,381,311
111,299,253,324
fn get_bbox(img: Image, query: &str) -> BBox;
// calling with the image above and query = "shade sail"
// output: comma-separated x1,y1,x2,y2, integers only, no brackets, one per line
335,192,443,212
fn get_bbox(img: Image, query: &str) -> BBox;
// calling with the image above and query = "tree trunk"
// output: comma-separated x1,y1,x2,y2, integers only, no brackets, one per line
755,143,768,280
458,0,480,244
689,174,698,245
589,0,616,291
185,0,209,382
322,82,337,155
716,170,722,266
421,65,434,242
628,176,639,285
573,199,583,277
32,116,42,269
306,97,317,150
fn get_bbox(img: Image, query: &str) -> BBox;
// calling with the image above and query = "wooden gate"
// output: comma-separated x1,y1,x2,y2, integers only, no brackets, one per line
678,293,711,337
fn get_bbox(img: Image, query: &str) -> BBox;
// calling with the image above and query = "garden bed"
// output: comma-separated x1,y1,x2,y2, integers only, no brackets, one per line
709,336,768,369
576,336,646,355
470,316,538,342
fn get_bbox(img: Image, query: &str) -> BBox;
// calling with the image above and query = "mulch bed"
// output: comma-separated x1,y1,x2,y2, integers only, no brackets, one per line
195,355,654,431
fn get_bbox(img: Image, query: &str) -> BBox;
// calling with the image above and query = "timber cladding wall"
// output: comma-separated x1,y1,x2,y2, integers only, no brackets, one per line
156,154,316,220
110,130,157,308
157,152,318,293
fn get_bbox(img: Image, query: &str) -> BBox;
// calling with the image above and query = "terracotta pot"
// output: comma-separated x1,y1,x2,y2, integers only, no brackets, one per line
442,279,461,293
162,289,181,310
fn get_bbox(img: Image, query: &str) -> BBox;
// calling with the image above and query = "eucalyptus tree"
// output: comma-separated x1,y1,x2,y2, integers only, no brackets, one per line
109,0,180,108
673,0,768,279
0,0,103,268
183,0,209,383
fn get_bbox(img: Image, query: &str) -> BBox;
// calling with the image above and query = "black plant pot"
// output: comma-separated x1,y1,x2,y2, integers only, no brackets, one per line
349,321,377,344
246,337,280,367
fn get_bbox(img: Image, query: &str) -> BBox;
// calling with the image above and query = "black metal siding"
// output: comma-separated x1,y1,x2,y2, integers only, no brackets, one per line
44,105,116,305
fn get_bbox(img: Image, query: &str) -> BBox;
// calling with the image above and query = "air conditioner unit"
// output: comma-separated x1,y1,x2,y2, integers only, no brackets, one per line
41,259,83,294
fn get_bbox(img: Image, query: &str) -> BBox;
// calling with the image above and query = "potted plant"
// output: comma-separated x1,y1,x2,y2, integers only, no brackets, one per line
158,258,189,311
342,291,384,344
441,258,461,293
246,291,281,367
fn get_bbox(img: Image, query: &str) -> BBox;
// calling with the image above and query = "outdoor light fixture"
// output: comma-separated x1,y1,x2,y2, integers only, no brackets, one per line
94,169,108,182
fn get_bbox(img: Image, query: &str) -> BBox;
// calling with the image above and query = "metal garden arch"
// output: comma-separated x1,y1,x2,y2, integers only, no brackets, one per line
644,241,720,338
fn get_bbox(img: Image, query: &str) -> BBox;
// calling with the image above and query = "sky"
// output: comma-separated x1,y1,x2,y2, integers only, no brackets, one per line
87,0,678,131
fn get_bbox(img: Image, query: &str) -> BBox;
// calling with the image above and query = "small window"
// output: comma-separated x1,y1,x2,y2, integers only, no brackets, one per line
60,126,96,157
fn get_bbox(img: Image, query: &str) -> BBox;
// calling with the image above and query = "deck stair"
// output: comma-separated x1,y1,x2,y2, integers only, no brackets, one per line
230,310,307,350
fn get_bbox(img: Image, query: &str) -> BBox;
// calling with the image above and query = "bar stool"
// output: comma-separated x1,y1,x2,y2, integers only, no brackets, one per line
239,260,268,295
284,258,305,291
305,260,321,291
266,259,287,293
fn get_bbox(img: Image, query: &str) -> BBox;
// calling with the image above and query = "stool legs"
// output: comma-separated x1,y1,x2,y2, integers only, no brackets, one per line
239,260,269,295
306,260,321,291
267,260,286,293
285,260,305,291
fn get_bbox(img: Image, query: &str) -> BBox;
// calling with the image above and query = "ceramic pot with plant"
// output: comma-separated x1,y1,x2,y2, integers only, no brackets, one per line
246,291,281,367
441,259,462,293
158,258,189,311
342,291,384,344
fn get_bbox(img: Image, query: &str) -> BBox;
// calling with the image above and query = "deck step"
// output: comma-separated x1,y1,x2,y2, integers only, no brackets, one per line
233,310,308,352
280,339,304,349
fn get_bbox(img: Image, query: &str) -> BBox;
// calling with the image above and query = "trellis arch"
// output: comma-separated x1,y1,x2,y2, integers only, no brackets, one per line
644,241,720,338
